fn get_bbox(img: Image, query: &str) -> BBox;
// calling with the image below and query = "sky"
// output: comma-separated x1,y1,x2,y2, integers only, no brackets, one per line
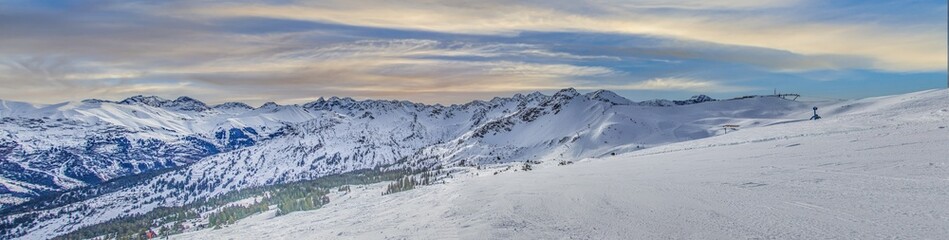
0,0,946,105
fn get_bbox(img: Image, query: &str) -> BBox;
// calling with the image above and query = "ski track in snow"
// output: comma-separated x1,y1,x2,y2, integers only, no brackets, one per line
170,90,949,239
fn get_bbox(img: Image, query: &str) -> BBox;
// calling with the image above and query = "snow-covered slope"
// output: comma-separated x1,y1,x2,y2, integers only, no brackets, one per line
171,89,949,239
0,89,808,207
1,88,824,239
0,96,326,206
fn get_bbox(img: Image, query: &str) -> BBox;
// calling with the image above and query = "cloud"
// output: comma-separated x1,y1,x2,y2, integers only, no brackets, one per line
601,77,757,92
183,0,946,72
169,40,625,97
593,0,802,10
0,38,634,104
0,0,943,105
585,39,876,72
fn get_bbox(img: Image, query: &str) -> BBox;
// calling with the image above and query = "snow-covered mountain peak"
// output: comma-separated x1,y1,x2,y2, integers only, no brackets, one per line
527,91,545,99
117,95,211,111
259,102,280,109
213,102,255,110
331,97,357,105
79,99,113,104
489,96,507,103
678,94,716,105
637,94,719,107
637,99,674,107
585,89,633,105
119,95,169,106
326,96,357,102
301,97,379,112
553,87,580,98
170,96,211,111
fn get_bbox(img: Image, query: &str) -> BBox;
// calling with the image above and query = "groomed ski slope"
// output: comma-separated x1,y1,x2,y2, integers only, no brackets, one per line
173,89,948,239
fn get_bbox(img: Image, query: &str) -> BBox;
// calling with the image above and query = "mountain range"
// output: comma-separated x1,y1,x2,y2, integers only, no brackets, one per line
0,88,815,239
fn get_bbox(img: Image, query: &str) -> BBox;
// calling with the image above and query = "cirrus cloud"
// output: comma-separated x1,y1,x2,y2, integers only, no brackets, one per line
184,0,946,72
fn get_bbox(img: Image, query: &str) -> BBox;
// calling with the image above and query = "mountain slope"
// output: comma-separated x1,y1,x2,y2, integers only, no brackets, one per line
171,89,949,239
2,89,820,239
0,96,322,206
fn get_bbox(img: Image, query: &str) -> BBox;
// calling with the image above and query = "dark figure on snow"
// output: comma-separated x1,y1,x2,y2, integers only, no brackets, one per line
810,107,822,120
